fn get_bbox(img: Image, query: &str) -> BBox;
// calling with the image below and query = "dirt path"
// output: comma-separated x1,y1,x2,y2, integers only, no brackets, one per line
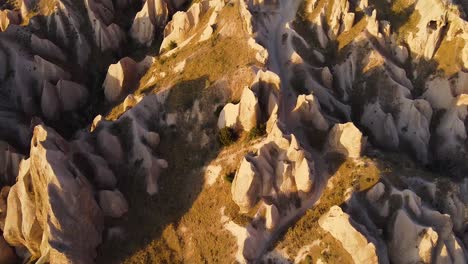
259,0,302,127
233,1,334,261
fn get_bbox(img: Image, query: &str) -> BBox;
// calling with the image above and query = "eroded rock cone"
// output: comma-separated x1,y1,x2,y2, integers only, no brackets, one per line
3,125,103,263
103,57,138,103
0,236,16,264
319,206,379,263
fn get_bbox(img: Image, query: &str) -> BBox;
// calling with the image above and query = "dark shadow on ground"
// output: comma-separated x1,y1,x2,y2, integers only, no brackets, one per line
95,75,226,263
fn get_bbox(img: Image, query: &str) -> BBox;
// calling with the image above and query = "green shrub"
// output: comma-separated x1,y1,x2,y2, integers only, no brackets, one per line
223,171,236,183
247,123,266,141
168,41,178,50
218,127,237,146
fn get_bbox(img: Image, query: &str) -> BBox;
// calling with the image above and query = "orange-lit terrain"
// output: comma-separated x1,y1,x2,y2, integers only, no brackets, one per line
0,0,468,263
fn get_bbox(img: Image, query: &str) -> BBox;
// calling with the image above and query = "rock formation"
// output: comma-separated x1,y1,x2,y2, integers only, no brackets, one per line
1,0,468,263
325,122,365,158
103,57,138,102
3,126,103,263
346,178,468,264
130,0,169,46
218,70,279,131
319,206,379,263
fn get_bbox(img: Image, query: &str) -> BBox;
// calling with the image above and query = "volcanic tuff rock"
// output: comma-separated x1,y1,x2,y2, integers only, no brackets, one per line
346,178,468,264
231,124,315,212
218,70,279,131
325,122,365,158
1,0,468,263
0,235,16,264
103,57,138,102
3,126,103,263
0,93,168,262
98,190,129,218
0,143,23,185
130,0,169,46
319,206,379,263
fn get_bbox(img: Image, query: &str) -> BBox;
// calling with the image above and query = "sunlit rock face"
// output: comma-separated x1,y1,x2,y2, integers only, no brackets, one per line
318,206,379,263
130,0,169,47
0,0,163,149
3,125,103,263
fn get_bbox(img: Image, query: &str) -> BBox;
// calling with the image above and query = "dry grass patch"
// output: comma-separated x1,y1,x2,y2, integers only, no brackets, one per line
137,1,257,94
275,156,381,261
337,17,368,50
434,36,465,76
106,1,257,120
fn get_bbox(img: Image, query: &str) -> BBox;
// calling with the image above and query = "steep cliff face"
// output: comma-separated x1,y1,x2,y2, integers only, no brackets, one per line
0,0,468,263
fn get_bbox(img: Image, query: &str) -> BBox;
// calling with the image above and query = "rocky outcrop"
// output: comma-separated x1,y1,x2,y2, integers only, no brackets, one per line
103,57,138,102
130,0,169,46
319,206,379,264
98,190,128,218
404,0,448,60
237,87,259,131
160,0,224,52
218,70,279,131
0,86,168,261
57,80,89,111
96,95,168,195
85,0,126,52
0,10,20,32
232,123,315,214
389,210,439,264
0,0,162,141
325,122,365,158
217,103,240,129
2,0,468,263
347,179,468,264
291,94,329,131
3,126,103,263
361,102,399,150
0,236,16,264
436,94,468,159
0,142,24,185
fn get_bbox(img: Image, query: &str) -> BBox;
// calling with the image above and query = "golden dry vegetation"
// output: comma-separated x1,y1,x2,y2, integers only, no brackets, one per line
98,2,263,262
275,156,381,263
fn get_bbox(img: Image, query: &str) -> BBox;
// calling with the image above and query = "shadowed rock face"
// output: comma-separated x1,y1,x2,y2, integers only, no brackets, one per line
0,0,187,149
3,125,103,263
1,0,468,263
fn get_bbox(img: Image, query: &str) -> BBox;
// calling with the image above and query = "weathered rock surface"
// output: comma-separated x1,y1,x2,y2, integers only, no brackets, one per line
347,178,468,264
319,206,379,264
2,0,468,263
3,126,103,263
326,122,365,158
232,123,315,214
103,57,138,102
218,70,279,131
0,143,23,185
130,0,169,46
160,0,224,51
0,236,16,264
98,190,128,218
291,94,329,131
0,10,20,31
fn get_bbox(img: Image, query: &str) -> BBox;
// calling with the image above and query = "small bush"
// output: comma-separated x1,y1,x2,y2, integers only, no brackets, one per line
168,41,178,50
218,127,237,146
247,123,266,141
223,171,236,183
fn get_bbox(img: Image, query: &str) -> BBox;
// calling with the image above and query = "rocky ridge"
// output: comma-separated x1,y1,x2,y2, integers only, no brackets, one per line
0,0,467,263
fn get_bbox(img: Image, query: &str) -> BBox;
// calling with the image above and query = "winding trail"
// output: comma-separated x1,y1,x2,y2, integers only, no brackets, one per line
238,1,333,261
261,0,302,128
